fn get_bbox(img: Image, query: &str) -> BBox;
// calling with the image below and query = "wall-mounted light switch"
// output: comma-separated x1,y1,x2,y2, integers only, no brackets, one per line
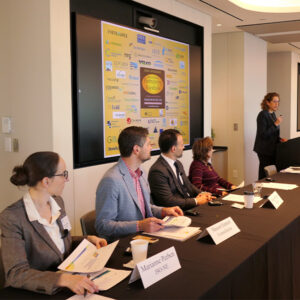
2,117,12,133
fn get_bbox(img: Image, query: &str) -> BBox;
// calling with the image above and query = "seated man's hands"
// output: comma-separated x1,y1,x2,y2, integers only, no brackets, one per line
87,235,107,249
161,206,183,217
196,192,213,205
138,217,164,232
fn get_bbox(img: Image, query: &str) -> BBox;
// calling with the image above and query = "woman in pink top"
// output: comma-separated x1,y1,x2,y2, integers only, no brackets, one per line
189,137,236,196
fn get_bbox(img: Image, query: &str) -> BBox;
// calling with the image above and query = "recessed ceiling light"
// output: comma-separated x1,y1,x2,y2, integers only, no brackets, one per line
216,23,222,27
228,0,300,13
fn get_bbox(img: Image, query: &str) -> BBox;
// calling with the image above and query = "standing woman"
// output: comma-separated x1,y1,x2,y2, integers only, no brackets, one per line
0,152,107,295
254,92,286,179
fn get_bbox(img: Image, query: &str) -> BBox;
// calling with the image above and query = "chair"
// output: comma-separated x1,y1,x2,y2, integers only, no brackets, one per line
264,165,277,177
80,210,97,236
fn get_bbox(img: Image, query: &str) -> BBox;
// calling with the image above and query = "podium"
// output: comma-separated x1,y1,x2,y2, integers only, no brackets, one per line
276,137,300,170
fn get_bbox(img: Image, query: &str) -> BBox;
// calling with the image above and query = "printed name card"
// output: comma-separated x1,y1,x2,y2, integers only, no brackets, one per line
261,191,283,209
129,246,181,288
197,217,240,245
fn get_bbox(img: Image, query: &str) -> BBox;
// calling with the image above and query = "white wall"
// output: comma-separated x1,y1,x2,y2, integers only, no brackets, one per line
244,33,267,183
0,0,53,212
267,51,300,140
0,0,212,235
212,32,267,184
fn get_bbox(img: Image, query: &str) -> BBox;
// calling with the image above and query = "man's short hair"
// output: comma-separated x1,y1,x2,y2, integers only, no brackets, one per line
159,129,181,153
118,126,149,157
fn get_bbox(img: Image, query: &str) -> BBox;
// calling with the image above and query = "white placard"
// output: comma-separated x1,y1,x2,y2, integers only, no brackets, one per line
262,191,283,209
129,246,181,288
197,217,240,245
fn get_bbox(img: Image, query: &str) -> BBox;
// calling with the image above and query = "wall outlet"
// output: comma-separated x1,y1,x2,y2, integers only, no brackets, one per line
233,169,238,178
233,123,238,131
12,138,19,152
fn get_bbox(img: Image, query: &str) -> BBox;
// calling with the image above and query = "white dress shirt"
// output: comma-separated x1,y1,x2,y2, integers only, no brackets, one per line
23,192,65,254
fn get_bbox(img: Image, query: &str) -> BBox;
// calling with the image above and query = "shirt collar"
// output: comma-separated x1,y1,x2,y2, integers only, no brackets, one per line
23,192,61,224
122,158,143,178
161,153,176,168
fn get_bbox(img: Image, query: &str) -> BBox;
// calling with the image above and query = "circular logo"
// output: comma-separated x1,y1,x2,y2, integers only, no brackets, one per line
142,74,164,94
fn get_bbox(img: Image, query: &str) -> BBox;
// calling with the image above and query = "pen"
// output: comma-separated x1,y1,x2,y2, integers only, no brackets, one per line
84,274,90,298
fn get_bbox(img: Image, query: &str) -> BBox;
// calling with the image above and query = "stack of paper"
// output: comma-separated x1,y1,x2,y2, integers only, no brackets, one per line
261,182,298,190
144,226,201,242
58,239,131,291
222,194,262,203
281,166,300,174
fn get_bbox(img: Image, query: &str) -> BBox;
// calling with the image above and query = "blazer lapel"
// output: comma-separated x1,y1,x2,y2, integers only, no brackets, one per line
140,173,153,217
30,220,64,261
159,156,185,196
118,159,144,217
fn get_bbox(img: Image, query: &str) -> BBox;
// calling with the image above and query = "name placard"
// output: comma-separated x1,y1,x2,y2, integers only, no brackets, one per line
261,191,283,209
129,246,181,288
197,217,240,245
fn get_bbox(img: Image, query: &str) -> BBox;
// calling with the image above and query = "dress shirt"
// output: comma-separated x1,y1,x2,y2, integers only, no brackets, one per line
23,192,65,254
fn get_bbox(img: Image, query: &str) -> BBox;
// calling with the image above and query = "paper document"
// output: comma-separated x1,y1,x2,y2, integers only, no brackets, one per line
144,226,200,242
162,216,191,227
261,182,298,190
91,268,131,290
58,239,118,273
281,166,300,174
222,194,262,203
67,294,115,300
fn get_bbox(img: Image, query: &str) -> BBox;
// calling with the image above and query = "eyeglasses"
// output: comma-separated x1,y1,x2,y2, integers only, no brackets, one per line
271,100,280,104
52,170,68,180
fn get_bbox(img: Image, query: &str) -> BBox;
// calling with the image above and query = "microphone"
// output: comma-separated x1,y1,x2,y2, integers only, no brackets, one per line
61,229,69,238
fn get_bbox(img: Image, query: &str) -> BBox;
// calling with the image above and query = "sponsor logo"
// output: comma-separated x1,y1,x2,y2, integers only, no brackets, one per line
123,91,136,95
153,127,158,133
179,61,185,69
107,136,117,143
130,62,138,69
166,74,173,79
170,118,177,126
124,97,139,102
162,47,173,56
129,75,139,80
105,49,122,57
108,146,119,151
138,60,151,66
179,89,187,94
148,119,160,124
126,104,138,113
179,86,188,89
174,46,186,52
167,80,178,85
180,120,188,126
105,61,112,71
169,87,178,91
165,58,174,64
121,82,139,87
107,78,119,83
114,61,128,67
112,105,120,110
162,118,167,126
113,111,125,119
105,40,122,47
176,53,184,59
116,70,126,79
134,52,152,59
137,34,146,44
152,48,160,56
107,30,127,38
153,60,164,68
106,120,120,128
106,85,119,90
127,117,132,124
168,68,177,73
124,53,132,60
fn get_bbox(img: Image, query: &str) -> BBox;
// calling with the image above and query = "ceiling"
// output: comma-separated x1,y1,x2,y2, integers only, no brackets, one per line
177,0,300,54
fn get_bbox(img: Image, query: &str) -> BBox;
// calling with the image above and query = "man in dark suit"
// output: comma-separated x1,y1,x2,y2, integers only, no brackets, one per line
148,129,212,210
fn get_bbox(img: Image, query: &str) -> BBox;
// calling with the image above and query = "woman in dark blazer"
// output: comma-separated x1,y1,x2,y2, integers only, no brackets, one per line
0,152,107,295
189,137,236,196
253,92,286,179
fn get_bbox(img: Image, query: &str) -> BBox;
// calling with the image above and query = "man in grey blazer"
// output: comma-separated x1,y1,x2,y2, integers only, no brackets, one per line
148,129,212,210
95,126,183,241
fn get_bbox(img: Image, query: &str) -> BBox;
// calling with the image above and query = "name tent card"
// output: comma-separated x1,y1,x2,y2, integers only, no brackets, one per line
261,191,283,209
129,246,181,288
197,217,240,245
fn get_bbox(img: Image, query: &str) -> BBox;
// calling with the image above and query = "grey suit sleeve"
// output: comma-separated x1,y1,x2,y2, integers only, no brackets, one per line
149,169,197,210
95,176,138,240
0,211,61,295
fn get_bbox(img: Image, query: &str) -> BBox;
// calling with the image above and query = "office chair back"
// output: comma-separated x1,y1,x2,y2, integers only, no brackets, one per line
80,210,97,236
264,165,277,177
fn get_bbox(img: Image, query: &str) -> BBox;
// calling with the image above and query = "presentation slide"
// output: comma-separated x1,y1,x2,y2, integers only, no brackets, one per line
102,21,190,158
